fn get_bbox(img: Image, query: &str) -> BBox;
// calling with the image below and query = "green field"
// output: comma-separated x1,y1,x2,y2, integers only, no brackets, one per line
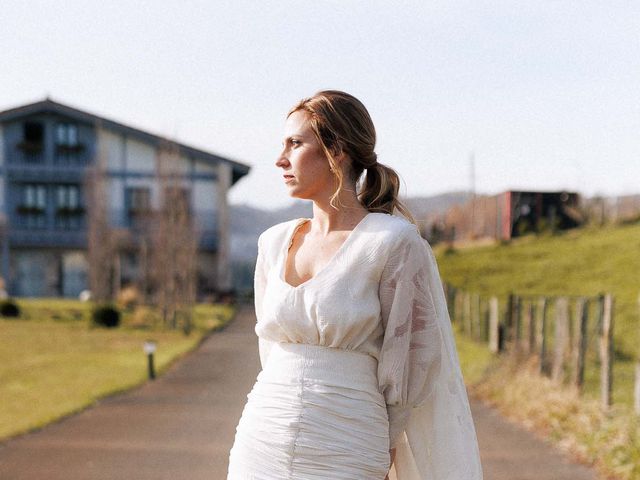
436,222,640,406
0,299,235,441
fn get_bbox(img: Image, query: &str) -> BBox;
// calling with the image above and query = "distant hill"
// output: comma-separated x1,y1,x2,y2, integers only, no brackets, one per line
229,191,472,262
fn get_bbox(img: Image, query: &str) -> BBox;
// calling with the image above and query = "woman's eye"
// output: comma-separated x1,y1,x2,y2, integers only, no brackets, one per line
291,140,301,146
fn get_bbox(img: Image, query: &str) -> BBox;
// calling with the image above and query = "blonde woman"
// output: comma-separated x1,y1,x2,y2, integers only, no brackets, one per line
227,90,482,479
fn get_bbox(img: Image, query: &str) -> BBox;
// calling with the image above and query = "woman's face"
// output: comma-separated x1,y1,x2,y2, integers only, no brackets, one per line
276,110,336,201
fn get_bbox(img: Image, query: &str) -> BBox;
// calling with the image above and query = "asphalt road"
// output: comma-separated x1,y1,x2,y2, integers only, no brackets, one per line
0,305,597,479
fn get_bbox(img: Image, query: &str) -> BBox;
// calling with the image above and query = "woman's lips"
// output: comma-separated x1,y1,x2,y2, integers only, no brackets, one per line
283,174,295,183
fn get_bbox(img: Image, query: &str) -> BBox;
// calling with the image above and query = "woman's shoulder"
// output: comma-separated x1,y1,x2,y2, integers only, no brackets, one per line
258,218,303,251
366,212,424,245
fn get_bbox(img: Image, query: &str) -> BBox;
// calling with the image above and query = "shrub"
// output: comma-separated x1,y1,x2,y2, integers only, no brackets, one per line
116,284,142,311
0,299,20,318
91,304,121,328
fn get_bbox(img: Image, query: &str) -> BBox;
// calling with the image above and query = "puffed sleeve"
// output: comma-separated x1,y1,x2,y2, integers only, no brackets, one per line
378,226,443,449
254,233,274,370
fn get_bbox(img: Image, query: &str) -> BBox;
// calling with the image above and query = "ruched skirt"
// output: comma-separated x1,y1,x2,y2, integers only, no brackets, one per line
227,342,391,479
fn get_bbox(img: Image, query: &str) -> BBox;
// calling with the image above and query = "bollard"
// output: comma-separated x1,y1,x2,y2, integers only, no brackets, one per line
144,340,157,380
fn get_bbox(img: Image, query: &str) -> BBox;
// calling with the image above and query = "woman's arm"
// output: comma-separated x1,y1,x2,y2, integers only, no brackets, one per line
385,447,396,480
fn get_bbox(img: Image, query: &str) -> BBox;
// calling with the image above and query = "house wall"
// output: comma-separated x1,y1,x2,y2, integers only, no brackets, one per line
193,160,218,231
10,249,60,297
97,128,125,170
0,124,5,211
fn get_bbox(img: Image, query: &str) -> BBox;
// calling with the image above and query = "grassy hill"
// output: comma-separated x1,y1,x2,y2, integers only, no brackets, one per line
435,222,640,405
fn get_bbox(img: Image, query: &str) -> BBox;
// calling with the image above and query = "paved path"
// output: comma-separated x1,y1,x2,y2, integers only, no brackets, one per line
0,305,598,479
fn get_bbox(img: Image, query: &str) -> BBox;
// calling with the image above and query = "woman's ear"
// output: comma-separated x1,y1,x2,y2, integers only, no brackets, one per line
331,142,346,162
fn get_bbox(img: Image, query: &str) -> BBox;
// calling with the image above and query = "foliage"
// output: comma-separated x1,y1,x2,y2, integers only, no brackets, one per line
91,304,121,328
116,284,142,311
465,354,640,480
0,299,21,318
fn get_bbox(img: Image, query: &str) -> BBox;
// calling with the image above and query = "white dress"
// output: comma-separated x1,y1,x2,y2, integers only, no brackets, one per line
227,212,483,479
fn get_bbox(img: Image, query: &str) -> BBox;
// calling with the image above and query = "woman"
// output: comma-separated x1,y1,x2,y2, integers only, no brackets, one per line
227,90,482,479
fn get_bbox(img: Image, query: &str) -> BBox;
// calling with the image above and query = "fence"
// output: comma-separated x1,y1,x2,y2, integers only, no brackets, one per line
443,284,639,412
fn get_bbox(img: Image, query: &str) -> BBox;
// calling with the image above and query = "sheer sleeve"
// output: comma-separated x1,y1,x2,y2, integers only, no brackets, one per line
381,226,483,480
378,226,443,449
254,233,274,370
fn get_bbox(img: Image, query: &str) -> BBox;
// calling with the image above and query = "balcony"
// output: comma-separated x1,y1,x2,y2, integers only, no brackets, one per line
6,163,88,182
8,228,87,248
15,141,45,164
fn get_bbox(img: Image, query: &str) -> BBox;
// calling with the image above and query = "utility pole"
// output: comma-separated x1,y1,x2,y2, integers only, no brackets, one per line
470,152,476,239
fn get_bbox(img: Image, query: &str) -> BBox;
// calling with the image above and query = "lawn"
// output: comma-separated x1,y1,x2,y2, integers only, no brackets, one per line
0,299,235,441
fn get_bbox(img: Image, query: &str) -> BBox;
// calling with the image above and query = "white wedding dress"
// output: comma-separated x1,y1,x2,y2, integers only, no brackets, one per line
227,212,483,479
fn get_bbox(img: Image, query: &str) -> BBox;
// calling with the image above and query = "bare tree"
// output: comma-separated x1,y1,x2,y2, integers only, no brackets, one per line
149,140,199,332
84,123,116,303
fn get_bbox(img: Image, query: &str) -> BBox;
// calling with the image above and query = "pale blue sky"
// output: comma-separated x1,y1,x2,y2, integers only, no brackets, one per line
1,0,638,209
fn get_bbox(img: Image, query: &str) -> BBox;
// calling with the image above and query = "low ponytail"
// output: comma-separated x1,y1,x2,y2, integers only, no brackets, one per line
359,161,416,224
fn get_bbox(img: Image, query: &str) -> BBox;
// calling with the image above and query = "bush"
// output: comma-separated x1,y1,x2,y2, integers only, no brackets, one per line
116,284,142,311
0,299,20,318
91,304,121,328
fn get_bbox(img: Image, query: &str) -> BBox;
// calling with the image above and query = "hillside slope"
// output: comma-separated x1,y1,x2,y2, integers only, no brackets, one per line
435,222,640,358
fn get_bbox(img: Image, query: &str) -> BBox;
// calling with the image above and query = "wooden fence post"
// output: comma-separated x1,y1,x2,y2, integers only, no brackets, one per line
536,297,548,375
464,292,472,337
552,297,570,383
444,283,454,321
473,293,481,342
599,293,614,409
636,293,640,415
571,297,589,391
522,300,533,355
514,296,522,353
483,298,490,343
505,293,514,350
489,296,499,353
453,289,462,325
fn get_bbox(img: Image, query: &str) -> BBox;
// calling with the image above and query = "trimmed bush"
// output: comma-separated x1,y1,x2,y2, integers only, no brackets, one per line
0,299,20,318
91,304,121,328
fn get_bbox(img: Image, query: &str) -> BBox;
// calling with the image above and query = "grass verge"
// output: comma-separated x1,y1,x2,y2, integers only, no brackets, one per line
456,331,640,480
0,299,236,442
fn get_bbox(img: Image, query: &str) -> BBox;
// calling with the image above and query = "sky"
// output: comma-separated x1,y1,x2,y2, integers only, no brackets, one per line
1,0,639,210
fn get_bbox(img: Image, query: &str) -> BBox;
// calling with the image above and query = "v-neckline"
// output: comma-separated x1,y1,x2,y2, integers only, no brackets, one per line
279,212,375,290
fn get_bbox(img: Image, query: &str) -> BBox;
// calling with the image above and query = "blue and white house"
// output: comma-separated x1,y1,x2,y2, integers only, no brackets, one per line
0,98,250,298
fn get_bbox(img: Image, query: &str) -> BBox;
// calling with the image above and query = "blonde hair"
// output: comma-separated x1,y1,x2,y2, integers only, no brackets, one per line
288,90,416,225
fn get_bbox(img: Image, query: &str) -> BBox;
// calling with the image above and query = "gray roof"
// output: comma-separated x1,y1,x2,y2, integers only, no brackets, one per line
0,98,251,184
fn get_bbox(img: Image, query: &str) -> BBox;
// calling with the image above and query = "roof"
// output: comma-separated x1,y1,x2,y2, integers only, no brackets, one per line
0,97,250,185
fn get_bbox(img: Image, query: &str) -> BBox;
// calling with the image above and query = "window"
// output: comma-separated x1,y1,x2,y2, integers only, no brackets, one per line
24,122,44,144
163,186,191,213
19,122,45,161
56,185,80,209
127,187,152,228
17,184,47,229
54,185,83,230
56,123,79,146
128,187,151,212
24,184,46,209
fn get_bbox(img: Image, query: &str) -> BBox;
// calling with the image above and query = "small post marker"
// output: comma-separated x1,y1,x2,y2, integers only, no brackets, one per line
144,340,157,380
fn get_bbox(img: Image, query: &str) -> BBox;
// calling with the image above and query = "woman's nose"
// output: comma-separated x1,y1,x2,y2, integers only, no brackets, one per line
275,150,288,168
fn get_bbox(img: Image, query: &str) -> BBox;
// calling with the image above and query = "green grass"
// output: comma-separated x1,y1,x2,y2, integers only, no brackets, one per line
436,222,640,407
445,223,640,479
0,299,235,441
